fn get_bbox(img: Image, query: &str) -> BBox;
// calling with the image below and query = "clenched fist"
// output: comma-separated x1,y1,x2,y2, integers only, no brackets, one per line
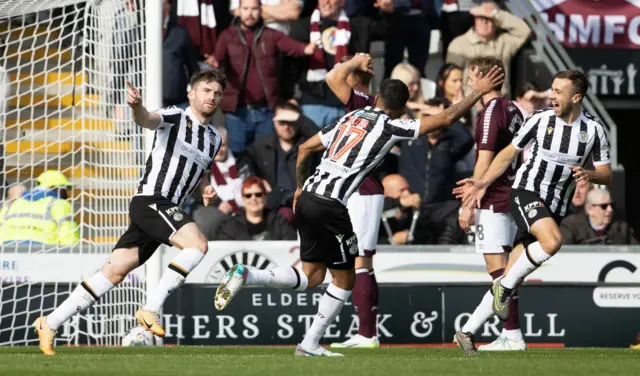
202,185,217,207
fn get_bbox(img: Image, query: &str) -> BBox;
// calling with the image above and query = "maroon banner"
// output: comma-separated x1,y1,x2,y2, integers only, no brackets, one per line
535,0,640,49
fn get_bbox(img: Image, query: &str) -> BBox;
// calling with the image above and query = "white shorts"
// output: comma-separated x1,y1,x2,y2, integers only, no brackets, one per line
474,208,518,254
347,191,383,257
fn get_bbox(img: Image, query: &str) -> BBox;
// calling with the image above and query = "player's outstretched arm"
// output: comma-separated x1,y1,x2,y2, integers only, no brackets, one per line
326,53,374,105
417,66,504,136
125,80,162,130
293,134,327,209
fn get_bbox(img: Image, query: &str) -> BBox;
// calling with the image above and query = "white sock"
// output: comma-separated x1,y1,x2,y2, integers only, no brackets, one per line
300,283,351,349
246,267,308,291
461,290,494,335
144,248,204,312
502,328,523,341
47,271,114,330
501,242,552,289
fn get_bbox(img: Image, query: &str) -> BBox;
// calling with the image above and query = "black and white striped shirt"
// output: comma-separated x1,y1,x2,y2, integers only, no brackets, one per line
136,106,222,206
304,106,420,205
511,109,610,216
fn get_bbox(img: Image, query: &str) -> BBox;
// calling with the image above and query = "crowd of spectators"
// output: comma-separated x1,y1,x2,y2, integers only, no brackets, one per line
154,0,635,245
1,0,635,246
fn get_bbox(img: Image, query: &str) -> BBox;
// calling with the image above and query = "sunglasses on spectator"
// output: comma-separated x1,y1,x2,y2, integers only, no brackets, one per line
593,202,614,210
243,192,265,199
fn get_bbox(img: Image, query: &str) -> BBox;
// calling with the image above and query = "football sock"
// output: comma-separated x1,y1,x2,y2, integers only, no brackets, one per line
461,290,494,335
353,268,377,338
47,271,114,330
246,267,308,291
144,248,204,312
503,327,524,341
300,283,351,349
504,290,522,332
501,242,551,289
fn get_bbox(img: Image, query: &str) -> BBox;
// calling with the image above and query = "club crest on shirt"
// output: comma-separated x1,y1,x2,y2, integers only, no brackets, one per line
321,27,337,55
579,131,588,143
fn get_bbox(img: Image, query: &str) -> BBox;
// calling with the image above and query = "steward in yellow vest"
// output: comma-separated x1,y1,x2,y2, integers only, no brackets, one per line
0,171,79,246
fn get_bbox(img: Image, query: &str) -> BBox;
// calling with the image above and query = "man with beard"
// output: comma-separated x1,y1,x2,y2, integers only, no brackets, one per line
33,71,226,355
210,0,317,153
456,70,612,354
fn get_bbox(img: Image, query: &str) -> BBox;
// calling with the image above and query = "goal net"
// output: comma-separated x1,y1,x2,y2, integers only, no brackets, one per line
0,0,149,346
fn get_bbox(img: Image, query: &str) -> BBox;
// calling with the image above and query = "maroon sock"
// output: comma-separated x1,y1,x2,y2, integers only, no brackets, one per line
353,270,376,338
489,268,505,281
504,289,521,330
369,271,379,337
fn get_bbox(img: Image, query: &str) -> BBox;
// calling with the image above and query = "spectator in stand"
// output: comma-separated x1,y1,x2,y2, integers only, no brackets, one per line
514,81,550,118
399,97,473,205
0,171,79,246
230,0,302,35
191,127,246,240
242,103,315,213
390,63,429,118
214,176,297,240
176,0,218,63
398,97,473,244
211,0,317,154
440,0,480,60
446,1,530,96
383,0,437,78
380,174,421,245
561,188,638,245
567,181,593,215
435,63,464,107
162,0,200,107
283,0,395,128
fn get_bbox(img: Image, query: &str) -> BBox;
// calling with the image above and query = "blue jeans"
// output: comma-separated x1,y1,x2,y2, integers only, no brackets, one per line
301,104,345,129
225,107,274,153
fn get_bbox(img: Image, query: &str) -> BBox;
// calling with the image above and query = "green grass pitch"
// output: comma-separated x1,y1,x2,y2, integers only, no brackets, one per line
1,347,639,376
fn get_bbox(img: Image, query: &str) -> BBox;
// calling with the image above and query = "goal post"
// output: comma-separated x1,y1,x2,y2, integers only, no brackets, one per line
0,0,162,346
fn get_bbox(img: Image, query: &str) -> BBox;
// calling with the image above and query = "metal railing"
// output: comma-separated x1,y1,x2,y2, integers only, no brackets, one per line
506,0,620,168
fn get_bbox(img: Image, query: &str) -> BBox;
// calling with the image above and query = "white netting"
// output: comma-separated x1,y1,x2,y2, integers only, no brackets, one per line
0,0,148,346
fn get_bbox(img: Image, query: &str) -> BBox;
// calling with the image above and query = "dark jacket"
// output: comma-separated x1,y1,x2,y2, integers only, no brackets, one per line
398,122,473,205
215,18,307,112
560,213,639,245
163,24,199,106
243,129,314,209
282,13,396,106
214,210,297,240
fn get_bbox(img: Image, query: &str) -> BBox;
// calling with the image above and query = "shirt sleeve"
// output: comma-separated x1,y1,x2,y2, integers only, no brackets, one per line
592,124,611,166
511,113,540,151
477,102,504,152
319,121,341,148
345,90,373,113
387,118,420,141
153,106,183,129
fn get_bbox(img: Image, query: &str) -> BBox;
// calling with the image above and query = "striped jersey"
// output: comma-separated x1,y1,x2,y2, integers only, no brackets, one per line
136,106,222,206
304,106,420,205
511,109,610,216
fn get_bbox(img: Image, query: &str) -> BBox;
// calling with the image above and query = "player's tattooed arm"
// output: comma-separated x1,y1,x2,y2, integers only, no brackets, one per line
418,65,504,136
296,134,327,188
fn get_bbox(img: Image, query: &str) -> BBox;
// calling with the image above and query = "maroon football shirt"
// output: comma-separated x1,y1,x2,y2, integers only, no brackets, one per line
475,97,524,212
345,90,383,196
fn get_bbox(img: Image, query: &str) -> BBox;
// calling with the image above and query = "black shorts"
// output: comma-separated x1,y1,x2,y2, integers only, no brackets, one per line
114,195,193,264
509,189,562,248
296,191,358,270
